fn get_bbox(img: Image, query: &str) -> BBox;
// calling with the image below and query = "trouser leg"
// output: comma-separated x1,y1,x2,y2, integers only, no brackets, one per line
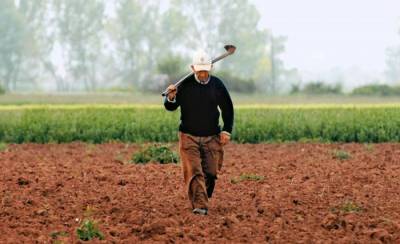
201,135,224,199
179,132,208,209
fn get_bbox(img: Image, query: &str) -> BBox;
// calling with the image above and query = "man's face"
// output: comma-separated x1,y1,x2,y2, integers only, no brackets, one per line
195,70,209,82
191,66,210,82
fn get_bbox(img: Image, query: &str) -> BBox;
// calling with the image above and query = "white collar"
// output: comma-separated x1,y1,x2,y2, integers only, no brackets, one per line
194,74,210,85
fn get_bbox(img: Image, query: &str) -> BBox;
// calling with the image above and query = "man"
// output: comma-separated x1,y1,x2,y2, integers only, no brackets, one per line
163,49,234,215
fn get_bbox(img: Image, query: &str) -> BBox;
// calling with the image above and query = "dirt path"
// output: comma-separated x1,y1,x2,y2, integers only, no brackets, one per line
1,142,399,243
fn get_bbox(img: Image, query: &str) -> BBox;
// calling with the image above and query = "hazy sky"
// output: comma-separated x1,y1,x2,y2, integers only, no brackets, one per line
251,0,400,76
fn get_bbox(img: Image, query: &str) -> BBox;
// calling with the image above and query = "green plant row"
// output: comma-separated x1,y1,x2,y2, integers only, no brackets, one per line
1,105,400,143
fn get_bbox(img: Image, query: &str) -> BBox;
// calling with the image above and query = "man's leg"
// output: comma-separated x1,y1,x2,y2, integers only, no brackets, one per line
179,132,208,210
201,135,224,198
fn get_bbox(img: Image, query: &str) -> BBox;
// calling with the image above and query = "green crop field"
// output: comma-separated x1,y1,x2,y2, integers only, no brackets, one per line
1,104,400,143
2,93,400,105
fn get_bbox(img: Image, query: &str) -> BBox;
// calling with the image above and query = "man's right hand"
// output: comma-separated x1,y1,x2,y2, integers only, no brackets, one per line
167,84,177,101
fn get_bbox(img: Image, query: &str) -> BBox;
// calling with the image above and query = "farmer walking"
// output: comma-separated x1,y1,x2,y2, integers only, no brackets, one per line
163,49,234,215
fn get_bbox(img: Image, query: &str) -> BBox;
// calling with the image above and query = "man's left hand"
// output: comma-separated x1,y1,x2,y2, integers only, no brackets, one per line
220,132,231,146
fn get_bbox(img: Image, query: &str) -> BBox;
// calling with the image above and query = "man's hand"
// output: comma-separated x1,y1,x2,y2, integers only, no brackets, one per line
166,84,177,101
220,132,231,146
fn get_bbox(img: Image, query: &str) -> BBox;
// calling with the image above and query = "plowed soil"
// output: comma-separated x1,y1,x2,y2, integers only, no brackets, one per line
1,143,400,243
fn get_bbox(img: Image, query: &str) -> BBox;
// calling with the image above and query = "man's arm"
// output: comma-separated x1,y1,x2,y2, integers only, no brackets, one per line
163,84,180,111
217,80,234,135
164,96,179,111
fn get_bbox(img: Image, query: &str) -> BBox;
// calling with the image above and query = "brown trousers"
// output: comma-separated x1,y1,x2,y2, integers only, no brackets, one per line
179,132,224,209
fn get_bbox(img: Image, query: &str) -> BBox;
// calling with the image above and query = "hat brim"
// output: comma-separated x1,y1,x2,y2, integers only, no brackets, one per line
193,64,212,71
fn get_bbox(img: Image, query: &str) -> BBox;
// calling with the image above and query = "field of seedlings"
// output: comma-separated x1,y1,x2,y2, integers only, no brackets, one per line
1,104,400,143
1,102,400,243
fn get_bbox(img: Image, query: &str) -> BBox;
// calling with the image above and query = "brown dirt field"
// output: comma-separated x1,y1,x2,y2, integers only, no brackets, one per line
1,142,400,243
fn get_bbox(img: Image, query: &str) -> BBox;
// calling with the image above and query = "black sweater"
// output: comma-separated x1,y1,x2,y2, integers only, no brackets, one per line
164,75,234,137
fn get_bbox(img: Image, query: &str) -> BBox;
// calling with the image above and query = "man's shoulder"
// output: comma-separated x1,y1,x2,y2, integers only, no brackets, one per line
183,74,196,84
210,75,225,87
179,74,195,89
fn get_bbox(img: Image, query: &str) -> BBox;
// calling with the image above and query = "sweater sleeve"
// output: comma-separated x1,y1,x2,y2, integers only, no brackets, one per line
216,79,234,134
163,94,180,111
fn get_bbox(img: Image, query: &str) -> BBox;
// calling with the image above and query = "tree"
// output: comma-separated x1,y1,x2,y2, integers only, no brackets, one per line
157,55,186,82
171,0,268,76
218,0,269,78
0,0,290,93
296,81,342,95
52,0,105,91
0,0,27,91
111,0,160,88
167,0,288,93
385,26,400,84
352,84,400,96
18,0,69,92
265,34,287,94
385,47,400,84
15,0,48,91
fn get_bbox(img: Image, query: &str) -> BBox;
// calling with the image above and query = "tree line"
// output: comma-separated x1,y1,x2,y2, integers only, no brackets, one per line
0,0,292,93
